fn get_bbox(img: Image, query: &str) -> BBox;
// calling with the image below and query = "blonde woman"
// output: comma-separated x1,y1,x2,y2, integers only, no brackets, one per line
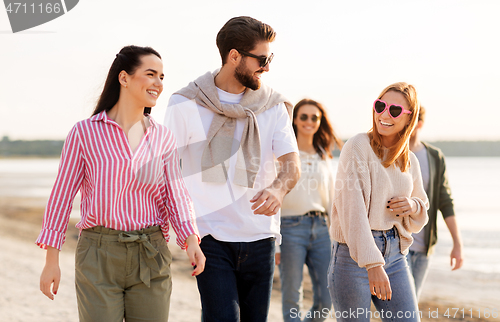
328,83,428,322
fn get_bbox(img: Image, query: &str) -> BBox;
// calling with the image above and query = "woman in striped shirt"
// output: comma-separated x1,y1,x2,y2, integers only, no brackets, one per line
37,45,205,321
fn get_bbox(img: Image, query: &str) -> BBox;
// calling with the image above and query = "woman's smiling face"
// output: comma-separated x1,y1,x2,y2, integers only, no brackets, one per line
293,104,322,137
374,90,410,147
125,54,164,108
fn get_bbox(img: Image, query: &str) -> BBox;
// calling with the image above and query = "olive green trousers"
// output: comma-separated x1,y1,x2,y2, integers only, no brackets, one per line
75,226,172,322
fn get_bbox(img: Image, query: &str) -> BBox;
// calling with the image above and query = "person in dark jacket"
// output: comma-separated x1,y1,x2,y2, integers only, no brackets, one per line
408,105,464,300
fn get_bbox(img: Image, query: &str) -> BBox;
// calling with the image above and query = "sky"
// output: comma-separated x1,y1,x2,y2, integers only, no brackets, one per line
1,0,499,141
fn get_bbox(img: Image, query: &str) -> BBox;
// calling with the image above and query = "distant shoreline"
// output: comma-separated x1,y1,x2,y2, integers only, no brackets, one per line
1,138,499,157
334,140,500,157
0,155,60,159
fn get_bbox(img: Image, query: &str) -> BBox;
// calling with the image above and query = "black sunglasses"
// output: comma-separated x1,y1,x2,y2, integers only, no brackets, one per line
299,114,320,122
238,50,274,68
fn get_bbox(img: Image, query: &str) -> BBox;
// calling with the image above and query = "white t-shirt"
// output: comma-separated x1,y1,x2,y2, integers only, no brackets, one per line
411,145,430,253
164,88,298,243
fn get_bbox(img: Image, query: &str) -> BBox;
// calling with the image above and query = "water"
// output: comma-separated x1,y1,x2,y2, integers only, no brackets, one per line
0,157,499,275
0,159,59,198
331,157,500,276
0,158,80,216
434,158,500,275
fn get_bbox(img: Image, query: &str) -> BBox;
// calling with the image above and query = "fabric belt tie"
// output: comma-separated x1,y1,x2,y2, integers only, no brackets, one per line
118,232,159,288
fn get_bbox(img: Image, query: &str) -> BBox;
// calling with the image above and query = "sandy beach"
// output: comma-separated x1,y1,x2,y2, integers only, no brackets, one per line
1,194,499,322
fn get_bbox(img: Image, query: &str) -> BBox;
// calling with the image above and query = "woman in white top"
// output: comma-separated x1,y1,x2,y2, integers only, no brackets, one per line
276,99,343,322
327,82,428,322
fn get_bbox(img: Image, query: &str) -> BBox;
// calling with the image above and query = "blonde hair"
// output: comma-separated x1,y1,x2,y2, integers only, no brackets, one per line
368,82,420,172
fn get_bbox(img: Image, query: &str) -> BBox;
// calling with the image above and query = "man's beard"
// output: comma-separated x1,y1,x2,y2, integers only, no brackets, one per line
234,59,261,91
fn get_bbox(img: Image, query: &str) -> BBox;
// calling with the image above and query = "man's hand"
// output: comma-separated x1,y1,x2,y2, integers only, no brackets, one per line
250,152,300,216
444,216,464,271
450,244,463,270
250,187,285,216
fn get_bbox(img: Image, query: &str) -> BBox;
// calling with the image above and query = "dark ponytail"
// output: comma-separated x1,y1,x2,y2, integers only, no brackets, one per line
92,45,161,116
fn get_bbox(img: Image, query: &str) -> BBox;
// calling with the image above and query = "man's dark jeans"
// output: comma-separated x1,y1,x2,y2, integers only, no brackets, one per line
196,234,276,322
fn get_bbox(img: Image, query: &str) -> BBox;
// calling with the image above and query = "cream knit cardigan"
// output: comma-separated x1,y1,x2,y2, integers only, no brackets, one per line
329,133,429,270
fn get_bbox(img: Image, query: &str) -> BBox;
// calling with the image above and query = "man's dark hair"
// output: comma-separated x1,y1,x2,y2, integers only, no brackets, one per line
418,105,426,123
216,16,276,65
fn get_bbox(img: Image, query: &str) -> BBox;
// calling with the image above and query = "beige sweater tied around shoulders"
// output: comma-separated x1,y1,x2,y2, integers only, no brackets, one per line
175,69,292,188
329,133,429,270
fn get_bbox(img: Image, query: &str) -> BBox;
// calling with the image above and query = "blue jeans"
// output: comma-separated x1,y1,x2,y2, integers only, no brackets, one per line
327,228,421,322
407,250,430,301
279,215,332,322
196,235,275,322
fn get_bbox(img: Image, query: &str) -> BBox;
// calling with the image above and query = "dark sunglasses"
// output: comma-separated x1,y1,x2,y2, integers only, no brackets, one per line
299,114,320,122
373,99,412,119
238,50,274,68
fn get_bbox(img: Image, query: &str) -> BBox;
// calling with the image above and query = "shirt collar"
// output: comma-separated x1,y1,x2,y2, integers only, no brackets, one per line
90,110,157,129
146,114,158,129
89,110,107,122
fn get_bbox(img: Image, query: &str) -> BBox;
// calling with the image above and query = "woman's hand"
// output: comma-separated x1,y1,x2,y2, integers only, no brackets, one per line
185,234,206,276
367,266,392,301
275,252,281,266
387,197,418,217
40,246,61,300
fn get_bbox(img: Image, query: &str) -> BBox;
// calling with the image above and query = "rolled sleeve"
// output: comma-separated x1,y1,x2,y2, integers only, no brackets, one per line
36,125,84,250
36,229,66,250
437,154,455,219
163,131,200,249
272,103,299,159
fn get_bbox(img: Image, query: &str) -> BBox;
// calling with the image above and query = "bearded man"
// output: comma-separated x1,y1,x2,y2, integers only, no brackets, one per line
164,16,300,322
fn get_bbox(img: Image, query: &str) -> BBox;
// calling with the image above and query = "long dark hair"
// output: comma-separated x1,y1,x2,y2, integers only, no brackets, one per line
92,45,161,116
292,99,344,159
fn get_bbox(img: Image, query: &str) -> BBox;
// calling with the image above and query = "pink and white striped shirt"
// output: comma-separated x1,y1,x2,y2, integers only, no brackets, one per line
36,111,199,250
